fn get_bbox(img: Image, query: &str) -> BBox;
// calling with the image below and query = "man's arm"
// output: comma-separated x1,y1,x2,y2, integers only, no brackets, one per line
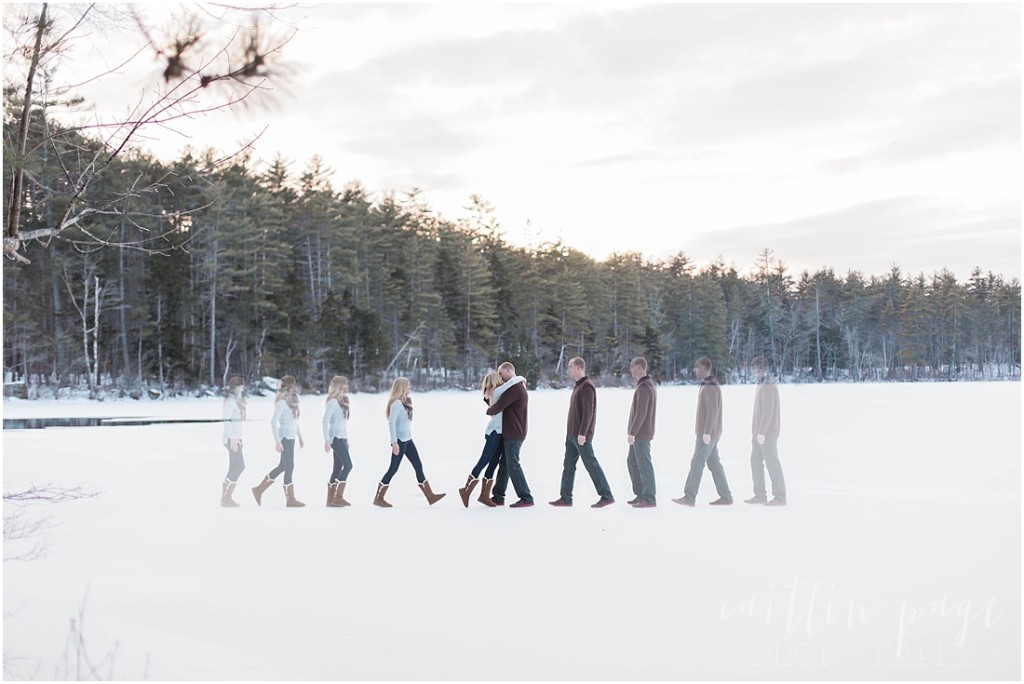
578,383,597,440
627,386,651,436
700,384,721,442
487,381,523,416
755,384,778,438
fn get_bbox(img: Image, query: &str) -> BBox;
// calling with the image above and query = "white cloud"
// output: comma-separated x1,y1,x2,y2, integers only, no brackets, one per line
56,2,1021,278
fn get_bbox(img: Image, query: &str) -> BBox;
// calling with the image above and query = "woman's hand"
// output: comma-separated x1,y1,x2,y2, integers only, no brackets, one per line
391,441,400,456
275,441,284,454
324,441,331,453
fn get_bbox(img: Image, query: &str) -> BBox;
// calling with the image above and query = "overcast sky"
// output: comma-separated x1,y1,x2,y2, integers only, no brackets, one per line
58,2,1021,280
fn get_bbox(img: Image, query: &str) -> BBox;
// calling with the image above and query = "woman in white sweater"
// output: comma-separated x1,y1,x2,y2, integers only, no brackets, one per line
322,375,353,507
220,376,247,507
374,376,446,507
252,375,306,507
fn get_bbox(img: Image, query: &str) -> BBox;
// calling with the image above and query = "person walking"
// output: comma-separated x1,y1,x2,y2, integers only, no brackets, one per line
252,375,306,507
486,362,534,508
458,370,526,507
674,357,733,506
220,376,246,507
626,357,658,507
322,375,354,507
550,357,614,508
745,356,787,506
374,377,446,507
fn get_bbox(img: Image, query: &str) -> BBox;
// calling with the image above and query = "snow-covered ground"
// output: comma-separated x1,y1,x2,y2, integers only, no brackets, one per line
3,382,1020,680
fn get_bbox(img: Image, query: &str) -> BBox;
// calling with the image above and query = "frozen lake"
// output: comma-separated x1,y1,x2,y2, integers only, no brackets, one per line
3,382,1020,679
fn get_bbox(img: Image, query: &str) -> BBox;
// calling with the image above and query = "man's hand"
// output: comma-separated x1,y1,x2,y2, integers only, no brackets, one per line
703,433,711,445
577,435,586,446
756,434,765,445
627,434,635,445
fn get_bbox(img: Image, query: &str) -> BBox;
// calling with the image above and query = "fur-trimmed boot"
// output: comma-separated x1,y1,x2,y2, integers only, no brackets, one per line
458,475,479,508
373,482,392,508
419,479,446,505
221,480,240,507
332,481,352,507
284,482,305,507
251,475,275,506
327,481,343,507
477,477,497,507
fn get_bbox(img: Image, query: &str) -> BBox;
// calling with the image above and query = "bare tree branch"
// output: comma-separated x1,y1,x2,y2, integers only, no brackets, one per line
3,4,293,264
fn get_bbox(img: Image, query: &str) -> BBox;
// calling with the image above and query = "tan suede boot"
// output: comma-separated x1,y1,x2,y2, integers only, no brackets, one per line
419,479,446,505
332,481,352,507
458,475,479,508
251,475,274,506
284,483,305,507
477,477,497,507
373,482,392,508
221,480,240,507
327,481,343,507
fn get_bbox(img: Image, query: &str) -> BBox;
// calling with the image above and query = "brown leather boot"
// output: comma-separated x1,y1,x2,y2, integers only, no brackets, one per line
327,481,343,507
221,480,240,507
419,479,446,505
458,475,479,508
332,481,352,507
251,475,274,506
284,483,305,507
477,477,497,507
373,482,392,508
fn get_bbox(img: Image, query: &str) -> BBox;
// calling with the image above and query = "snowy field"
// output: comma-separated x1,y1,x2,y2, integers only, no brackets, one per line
3,382,1020,680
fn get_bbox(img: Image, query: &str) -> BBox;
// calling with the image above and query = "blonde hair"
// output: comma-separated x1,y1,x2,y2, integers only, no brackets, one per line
385,377,411,418
481,371,502,393
275,375,297,403
326,375,348,403
326,375,350,418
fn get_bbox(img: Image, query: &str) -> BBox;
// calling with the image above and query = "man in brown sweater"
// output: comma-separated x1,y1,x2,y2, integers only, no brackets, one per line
745,356,786,506
626,356,658,507
486,361,534,507
673,356,733,506
550,357,614,508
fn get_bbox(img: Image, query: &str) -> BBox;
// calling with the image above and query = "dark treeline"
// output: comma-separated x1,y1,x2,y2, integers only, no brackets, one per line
3,122,1020,397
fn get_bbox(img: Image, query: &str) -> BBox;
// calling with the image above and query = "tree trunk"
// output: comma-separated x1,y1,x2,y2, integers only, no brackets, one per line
118,236,131,387
157,294,165,392
50,244,67,385
4,4,47,254
92,275,101,390
209,234,218,387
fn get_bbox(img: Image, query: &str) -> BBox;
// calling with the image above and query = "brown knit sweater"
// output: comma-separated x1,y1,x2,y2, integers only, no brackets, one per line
695,375,722,440
566,376,597,439
486,381,528,441
627,376,657,441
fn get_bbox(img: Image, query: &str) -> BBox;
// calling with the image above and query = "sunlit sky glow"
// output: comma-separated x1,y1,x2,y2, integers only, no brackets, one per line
33,2,1022,279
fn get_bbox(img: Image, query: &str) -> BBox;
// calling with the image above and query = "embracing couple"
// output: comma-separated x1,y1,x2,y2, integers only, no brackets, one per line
457,361,535,508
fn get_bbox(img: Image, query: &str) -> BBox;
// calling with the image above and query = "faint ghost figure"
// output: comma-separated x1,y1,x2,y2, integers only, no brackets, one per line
221,376,246,507
745,356,787,506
